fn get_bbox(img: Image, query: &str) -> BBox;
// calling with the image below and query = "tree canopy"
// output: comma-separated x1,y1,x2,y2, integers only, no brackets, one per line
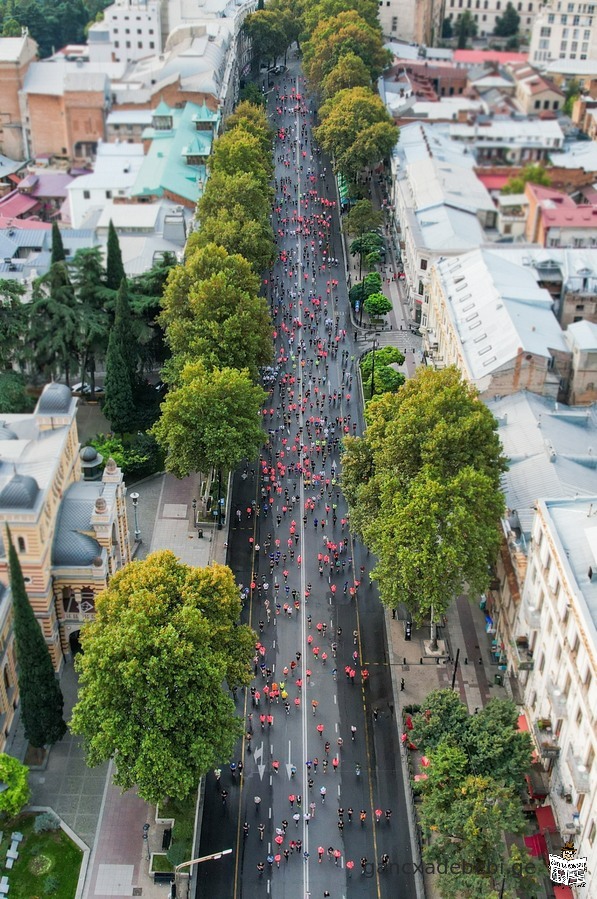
0,754,30,820
303,10,391,89
321,51,372,100
494,1,520,36
501,163,551,195
341,368,506,620
70,552,255,803
152,361,266,479
315,86,398,180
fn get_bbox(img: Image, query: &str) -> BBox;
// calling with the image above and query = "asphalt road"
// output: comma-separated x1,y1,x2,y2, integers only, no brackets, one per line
195,59,415,899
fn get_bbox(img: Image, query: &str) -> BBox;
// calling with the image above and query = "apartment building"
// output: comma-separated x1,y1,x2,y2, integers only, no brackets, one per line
525,181,597,246
529,0,597,65
92,0,163,63
379,0,443,44
0,33,38,161
444,0,538,38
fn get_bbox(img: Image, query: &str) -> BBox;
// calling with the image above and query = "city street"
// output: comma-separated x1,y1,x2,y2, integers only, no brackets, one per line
196,60,415,899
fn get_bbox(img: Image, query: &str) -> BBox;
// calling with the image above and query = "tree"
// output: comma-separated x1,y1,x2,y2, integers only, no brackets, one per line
28,262,79,383
420,772,527,899
239,82,266,106
341,368,506,626
189,210,276,275
50,221,65,264
152,361,266,479
564,77,582,115
0,279,29,370
348,271,382,309
303,11,391,89
494,1,520,36
321,52,372,100
127,253,176,373
363,292,392,317
350,231,384,277
441,16,453,38
198,171,273,225
409,689,469,752
209,128,273,186
70,246,111,394
225,101,273,155
0,754,30,819
343,199,383,237
302,0,379,33
160,243,272,381
315,87,398,180
243,9,287,70
454,10,477,48
501,163,551,195
8,531,66,748
105,220,126,291
102,280,136,434
360,346,405,397
0,372,35,414
70,552,255,803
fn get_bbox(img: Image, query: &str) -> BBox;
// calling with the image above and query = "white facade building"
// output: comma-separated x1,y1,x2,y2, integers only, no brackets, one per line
529,0,597,66
90,0,164,63
67,141,145,228
443,0,538,38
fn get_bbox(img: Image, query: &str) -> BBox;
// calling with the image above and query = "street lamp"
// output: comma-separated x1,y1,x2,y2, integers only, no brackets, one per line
192,498,203,539
363,337,379,399
130,492,141,542
172,849,232,898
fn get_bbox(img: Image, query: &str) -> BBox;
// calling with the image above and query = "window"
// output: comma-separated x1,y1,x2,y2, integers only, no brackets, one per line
125,28,130,33
418,280,424,295
137,28,142,34
105,190,112,199
541,24,552,33
138,41,143,48
576,706,583,726
574,13,581,22
585,669,593,689
149,28,154,34
535,99,541,108
585,27,592,35
572,40,579,49
83,190,90,199
126,40,131,47
561,40,568,49
113,27,119,33
391,15,398,28
149,41,155,48
17,537,25,553
589,821,596,847
114,40,119,47
561,13,568,21
420,259,428,270
548,11,555,19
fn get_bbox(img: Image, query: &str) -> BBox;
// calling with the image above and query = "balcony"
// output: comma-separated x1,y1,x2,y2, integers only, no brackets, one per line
533,718,561,759
547,680,568,718
523,603,541,630
512,636,534,671
566,744,590,794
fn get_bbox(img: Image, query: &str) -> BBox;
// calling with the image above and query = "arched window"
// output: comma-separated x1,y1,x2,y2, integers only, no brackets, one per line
17,537,25,553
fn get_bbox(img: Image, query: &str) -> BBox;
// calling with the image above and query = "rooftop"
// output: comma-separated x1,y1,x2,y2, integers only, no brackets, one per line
550,140,597,172
566,318,597,351
22,56,125,96
0,34,36,63
486,392,597,539
528,182,597,229
452,49,528,66
435,247,567,383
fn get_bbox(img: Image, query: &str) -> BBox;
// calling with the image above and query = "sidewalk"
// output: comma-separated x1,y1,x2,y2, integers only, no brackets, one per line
81,472,229,899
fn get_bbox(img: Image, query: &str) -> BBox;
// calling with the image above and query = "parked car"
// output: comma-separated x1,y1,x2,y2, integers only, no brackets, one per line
71,383,104,396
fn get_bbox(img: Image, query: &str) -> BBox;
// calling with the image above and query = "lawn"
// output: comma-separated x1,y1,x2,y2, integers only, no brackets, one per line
158,794,196,866
0,812,82,898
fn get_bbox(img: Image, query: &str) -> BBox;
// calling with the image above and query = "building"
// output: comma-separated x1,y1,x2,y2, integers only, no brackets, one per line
0,222,99,285
565,318,597,402
529,0,597,66
19,57,124,162
0,383,131,672
506,61,564,114
0,33,38,161
524,181,597,247
424,248,570,398
67,141,146,229
448,115,564,163
105,108,153,143
89,0,163,63
379,0,443,46
129,99,219,208
443,4,537,40
389,122,497,322
495,192,529,238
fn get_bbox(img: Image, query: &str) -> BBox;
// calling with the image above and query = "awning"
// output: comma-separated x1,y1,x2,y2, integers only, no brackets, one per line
535,805,557,834
525,769,548,799
517,713,530,732
524,833,547,858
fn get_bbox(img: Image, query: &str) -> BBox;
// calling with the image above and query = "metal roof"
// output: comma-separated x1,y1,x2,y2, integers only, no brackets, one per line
52,481,103,567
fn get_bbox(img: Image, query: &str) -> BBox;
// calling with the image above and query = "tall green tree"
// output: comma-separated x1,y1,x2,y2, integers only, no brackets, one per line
189,210,276,274
224,101,273,154
70,552,255,803
494,1,520,36
0,372,35,414
8,531,66,748
160,243,272,381
152,361,266,479
303,10,391,89
70,246,111,394
28,262,79,382
102,280,136,434
315,87,398,181
105,220,126,291
501,163,551,195
455,10,477,48
243,9,287,70
50,221,66,264
343,199,383,237
209,128,273,186
0,279,29,371
321,52,372,100
360,346,405,398
0,753,30,819
302,0,379,33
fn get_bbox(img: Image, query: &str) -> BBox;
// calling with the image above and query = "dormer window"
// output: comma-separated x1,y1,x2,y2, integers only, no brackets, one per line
153,114,172,131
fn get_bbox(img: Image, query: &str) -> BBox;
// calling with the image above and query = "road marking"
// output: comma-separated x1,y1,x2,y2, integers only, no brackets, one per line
254,742,266,780
286,739,293,779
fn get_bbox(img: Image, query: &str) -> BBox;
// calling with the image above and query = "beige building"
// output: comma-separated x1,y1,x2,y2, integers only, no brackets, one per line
379,0,443,45
424,249,570,399
0,383,131,672
507,61,564,114
565,318,597,403
0,33,38,161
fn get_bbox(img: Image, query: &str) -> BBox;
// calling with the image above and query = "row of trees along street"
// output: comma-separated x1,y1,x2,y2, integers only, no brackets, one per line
69,101,279,804
409,690,545,899
341,366,507,645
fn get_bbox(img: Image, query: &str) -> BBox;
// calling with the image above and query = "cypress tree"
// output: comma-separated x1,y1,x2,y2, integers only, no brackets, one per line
106,220,126,290
102,280,136,434
8,530,66,748
50,221,65,264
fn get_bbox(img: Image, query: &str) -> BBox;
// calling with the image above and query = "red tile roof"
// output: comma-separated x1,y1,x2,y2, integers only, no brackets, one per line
0,191,40,218
476,173,511,190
